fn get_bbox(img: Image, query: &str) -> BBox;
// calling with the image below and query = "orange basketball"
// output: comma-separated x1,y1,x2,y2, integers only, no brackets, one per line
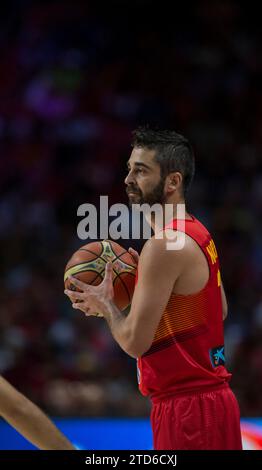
64,240,137,313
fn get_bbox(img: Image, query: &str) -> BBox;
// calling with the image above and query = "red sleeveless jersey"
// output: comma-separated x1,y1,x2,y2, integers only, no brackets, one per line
136,215,231,399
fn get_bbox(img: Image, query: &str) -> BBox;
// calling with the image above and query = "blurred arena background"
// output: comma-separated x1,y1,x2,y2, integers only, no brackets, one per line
0,0,261,449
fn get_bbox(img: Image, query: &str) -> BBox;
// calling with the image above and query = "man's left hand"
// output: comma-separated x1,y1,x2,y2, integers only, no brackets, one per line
64,262,114,318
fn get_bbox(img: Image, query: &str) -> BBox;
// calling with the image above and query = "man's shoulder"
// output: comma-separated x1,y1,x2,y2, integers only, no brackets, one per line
141,232,194,263
138,235,184,279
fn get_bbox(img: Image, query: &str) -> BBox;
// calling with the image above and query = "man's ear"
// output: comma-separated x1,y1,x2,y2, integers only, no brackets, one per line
165,172,183,193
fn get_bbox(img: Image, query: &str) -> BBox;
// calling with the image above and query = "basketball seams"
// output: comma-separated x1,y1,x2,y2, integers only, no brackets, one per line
65,256,136,280
65,260,102,272
65,272,102,290
70,240,136,271
65,240,136,310
78,247,103,257
65,242,106,279
64,263,105,280
117,257,137,270
113,269,131,303
107,240,137,271
106,240,126,261
100,240,136,274
91,273,103,285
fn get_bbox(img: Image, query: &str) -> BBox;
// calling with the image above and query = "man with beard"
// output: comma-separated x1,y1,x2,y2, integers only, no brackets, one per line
65,126,242,450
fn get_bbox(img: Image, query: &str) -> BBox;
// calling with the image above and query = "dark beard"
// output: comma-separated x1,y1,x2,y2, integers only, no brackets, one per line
127,178,165,207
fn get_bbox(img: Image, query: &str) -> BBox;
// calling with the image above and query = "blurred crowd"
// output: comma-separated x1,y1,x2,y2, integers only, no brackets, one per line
0,0,261,417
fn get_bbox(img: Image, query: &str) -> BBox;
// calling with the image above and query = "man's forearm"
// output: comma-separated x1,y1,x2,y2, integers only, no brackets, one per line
2,395,74,450
103,300,136,357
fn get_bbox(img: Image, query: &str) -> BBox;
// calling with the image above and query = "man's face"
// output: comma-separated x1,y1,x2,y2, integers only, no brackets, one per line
125,147,165,206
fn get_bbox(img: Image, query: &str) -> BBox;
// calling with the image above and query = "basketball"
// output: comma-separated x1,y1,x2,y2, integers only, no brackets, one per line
64,240,137,313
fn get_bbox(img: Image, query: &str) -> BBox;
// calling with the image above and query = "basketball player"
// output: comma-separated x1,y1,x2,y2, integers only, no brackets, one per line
65,127,242,450
0,375,74,449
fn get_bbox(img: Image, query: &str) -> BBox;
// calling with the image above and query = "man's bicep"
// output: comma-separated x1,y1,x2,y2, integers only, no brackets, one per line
127,238,180,354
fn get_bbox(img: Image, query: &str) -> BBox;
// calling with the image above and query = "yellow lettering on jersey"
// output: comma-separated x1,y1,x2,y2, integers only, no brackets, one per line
206,239,218,265
217,269,221,287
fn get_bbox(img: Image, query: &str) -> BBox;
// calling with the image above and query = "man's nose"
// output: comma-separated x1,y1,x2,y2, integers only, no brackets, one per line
125,170,135,185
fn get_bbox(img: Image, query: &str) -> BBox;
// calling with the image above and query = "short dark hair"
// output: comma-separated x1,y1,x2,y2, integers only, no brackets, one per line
132,126,195,197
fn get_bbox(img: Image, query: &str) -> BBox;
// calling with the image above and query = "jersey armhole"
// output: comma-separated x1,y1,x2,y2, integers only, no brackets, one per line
164,229,212,296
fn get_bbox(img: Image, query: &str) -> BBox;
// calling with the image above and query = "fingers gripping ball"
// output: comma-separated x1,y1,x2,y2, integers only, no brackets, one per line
64,240,137,312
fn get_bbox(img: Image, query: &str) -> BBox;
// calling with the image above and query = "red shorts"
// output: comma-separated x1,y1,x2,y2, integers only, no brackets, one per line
151,383,242,450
